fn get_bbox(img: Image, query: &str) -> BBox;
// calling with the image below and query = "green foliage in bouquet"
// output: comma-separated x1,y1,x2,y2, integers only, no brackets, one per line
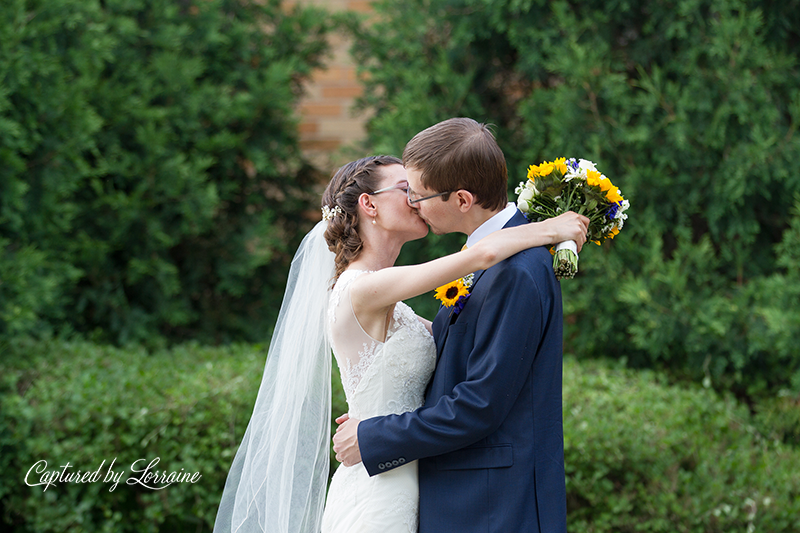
347,0,800,399
0,0,331,344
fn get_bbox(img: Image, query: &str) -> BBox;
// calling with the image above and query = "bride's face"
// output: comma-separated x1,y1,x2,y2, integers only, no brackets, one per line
368,164,429,243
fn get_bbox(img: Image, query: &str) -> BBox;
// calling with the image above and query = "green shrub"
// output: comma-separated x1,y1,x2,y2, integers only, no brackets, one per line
563,357,800,532
0,339,347,532
754,393,800,449
0,340,265,532
3,341,799,531
349,0,800,397
0,0,331,344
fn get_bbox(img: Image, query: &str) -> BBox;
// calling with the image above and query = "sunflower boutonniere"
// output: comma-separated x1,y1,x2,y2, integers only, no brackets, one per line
434,273,474,314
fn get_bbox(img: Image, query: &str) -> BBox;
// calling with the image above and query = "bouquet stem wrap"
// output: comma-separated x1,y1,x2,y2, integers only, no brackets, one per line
553,240,578,280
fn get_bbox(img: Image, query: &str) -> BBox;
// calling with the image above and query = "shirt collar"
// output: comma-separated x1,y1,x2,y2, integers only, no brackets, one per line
466,202,518,248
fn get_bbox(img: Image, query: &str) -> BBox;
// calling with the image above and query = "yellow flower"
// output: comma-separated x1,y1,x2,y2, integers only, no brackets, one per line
586,169,602,187
554,157,568,175
607,226,620,239
527,162,554,178
538,161,555,176
599,178,614,192
606,187,623,203
434,279,469,307
528,159,562,178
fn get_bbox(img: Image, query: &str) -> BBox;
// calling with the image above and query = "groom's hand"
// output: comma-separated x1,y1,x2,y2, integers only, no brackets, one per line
333,414,362,466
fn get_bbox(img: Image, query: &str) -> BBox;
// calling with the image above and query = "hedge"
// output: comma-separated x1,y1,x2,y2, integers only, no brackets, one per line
563,358,800,532
2,340,798,531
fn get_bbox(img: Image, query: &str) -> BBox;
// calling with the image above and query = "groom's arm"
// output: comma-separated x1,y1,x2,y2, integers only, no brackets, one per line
354,252,558,476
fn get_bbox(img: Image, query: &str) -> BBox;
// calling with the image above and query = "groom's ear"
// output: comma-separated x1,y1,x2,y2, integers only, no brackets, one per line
454,190,476,213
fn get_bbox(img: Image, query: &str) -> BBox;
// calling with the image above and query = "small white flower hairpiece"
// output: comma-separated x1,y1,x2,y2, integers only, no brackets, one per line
321,205,343,221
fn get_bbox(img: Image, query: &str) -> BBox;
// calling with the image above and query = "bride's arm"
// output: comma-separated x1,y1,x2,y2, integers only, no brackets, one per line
416,316,433,334
351,211,588,313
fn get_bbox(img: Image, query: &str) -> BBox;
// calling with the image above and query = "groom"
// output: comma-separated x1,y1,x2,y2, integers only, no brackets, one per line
333,117,568,532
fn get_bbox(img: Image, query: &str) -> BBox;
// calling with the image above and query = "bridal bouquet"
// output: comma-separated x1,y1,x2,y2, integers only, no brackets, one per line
515,157,629,280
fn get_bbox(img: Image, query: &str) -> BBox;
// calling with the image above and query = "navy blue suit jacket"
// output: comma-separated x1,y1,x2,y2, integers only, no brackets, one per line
358,210,567,533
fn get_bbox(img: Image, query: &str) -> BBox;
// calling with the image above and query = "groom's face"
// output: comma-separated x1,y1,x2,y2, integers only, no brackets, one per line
405,167,462,235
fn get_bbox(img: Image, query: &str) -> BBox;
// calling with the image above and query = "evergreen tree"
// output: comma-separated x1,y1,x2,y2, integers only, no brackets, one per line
0,0,331,344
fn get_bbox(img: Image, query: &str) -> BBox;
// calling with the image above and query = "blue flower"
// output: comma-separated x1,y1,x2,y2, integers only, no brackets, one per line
606,202,620,220
567,158,579,172
453,293,471,314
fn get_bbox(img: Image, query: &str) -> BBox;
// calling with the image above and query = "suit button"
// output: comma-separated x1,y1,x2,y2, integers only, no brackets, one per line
398,457,406,464
392,460,399,467
378,463,385,470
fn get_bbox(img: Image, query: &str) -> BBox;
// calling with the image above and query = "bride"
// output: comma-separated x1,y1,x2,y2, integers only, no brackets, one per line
213,155,588,533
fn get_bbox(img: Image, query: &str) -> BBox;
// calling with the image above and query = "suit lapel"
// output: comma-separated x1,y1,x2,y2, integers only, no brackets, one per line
469,269,487,291
432,209,528,359
432,305,450,358
433,267,483,361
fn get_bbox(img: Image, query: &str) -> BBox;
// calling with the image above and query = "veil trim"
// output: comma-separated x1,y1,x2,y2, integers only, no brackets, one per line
214,221,335,533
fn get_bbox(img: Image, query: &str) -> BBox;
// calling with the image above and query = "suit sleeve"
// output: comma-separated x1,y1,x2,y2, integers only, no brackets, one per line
358,255,554,476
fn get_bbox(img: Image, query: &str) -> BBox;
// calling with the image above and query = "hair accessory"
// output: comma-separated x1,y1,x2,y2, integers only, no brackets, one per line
321,205,343,221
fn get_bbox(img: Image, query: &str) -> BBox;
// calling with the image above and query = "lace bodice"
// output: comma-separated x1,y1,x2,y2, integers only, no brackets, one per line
327,270,436,420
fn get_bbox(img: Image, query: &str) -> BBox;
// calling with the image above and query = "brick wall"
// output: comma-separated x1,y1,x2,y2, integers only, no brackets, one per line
288,0,374,174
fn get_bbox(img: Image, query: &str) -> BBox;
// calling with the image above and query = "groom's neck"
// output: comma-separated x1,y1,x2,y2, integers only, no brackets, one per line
459,204,506,237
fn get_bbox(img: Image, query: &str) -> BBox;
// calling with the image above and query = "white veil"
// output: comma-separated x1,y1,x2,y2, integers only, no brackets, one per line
214,220,335,533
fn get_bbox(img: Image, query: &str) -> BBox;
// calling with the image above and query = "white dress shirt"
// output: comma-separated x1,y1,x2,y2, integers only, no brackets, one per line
465,202,518,248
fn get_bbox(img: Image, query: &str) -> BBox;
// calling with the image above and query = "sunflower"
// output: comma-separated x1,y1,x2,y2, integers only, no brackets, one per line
537,161,555,177
434,279,470,308
586,169,602,187
527,161,555,179
605,187,624,203
553,157,568,175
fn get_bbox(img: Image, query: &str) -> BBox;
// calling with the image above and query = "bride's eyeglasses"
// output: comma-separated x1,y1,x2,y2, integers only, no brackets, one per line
370,181,454,205
369,181,409,196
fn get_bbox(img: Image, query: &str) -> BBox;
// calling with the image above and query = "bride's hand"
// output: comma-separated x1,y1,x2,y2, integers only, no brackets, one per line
544,211,589,252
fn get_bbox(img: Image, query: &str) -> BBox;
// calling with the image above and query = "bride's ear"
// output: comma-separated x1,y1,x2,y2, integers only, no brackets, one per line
357,192,377,219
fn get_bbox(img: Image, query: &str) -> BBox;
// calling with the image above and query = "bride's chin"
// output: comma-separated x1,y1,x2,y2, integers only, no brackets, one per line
401,225,428,243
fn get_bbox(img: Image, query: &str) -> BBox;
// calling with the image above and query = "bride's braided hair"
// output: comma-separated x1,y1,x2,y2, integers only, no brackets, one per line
322,155,403,282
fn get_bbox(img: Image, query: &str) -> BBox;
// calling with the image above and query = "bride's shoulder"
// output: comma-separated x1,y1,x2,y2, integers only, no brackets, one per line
338,268,372,282
331,268,372,294
343,268,373,277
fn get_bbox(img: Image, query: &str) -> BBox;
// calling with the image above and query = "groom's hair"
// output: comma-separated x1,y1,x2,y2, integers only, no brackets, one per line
402,117,508,212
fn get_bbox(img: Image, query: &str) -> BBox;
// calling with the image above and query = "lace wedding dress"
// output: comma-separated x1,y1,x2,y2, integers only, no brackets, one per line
322,269,437,533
